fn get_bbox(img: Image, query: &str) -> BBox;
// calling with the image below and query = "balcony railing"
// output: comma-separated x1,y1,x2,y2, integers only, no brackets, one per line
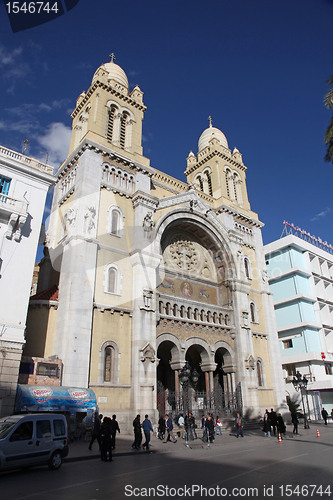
0,145,53,175
0,193,28,214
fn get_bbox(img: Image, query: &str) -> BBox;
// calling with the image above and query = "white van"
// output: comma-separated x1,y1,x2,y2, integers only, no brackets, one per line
0,413,69,471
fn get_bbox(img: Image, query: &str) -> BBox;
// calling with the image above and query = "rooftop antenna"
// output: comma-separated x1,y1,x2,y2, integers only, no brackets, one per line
40,151,50,164
109,52,116,63
22,138,30,154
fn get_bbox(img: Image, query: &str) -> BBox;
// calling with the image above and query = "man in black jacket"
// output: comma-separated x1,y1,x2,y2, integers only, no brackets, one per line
110,414,120,449
132,414,142,449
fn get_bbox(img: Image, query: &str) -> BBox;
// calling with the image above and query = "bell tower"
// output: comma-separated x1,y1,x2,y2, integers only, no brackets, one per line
185,118,250,210
68,54,147,163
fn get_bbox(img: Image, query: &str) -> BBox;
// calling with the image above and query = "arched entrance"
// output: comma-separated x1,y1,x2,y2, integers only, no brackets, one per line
156,339,242,419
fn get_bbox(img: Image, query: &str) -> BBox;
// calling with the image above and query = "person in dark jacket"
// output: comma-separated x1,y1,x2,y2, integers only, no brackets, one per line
188,412,197,440
263,409,271,437
110,414,120,449
132,414,142,449
163,414,177,443
322,408,328,425
89,413,102,450
100,416,113,461
142,414,153,450
276,413,286,437
205,414,215,443
291,411,299,434
269,408,277,435
158,415,166,440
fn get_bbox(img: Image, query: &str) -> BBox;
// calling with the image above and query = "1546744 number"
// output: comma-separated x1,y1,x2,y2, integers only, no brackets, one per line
5,2,59,14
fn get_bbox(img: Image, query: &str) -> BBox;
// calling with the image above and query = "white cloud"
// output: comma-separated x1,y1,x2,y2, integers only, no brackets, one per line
36,122,72,167
0,46,22,66
311,207,331,222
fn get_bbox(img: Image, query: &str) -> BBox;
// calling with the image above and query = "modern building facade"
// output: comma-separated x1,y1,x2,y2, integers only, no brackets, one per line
0,145,54,417
25,57,285,430
265,223,333,419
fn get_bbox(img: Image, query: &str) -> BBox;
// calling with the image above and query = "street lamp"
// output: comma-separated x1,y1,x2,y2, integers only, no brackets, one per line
292,371,309,429
179,362,199,444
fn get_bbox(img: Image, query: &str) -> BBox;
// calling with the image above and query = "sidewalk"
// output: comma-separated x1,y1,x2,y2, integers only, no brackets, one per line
64,423,333,463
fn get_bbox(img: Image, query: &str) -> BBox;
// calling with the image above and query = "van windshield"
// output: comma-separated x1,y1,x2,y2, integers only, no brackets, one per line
0,422,17,439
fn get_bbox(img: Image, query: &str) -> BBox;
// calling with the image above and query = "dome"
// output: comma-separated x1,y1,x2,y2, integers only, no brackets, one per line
198,124,228,152
92,60,129,89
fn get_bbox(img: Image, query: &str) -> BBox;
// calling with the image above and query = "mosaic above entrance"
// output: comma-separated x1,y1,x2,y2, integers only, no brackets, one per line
157,277,218,305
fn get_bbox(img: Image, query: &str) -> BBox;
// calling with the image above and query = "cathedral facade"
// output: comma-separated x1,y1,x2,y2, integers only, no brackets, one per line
26,58,285,430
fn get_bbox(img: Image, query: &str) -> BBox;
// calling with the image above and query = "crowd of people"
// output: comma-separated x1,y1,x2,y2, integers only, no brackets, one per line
88,406,332,461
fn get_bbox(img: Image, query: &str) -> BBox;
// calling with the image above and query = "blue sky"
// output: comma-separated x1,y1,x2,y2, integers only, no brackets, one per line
0,0,333,252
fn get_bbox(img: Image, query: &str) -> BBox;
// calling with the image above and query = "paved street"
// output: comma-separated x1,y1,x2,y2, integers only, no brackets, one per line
3,424,333,500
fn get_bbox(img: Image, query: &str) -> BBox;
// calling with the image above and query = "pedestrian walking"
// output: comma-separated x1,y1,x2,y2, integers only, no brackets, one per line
163,414,177,443
100,416,113,462
269,408,277,435
110,414,120,449
132,414,142,449
263,409,271,437
234,413,244,438
188,412,197,440
277,413,286,438
89,413,102,450
158,415,166,440
205,414,215,443
142,414,153,450
178,414,185,439
215,415,223,436
291,411,299,434
322,408,328,425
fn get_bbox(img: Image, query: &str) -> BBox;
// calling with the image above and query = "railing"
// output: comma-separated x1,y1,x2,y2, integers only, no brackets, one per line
0,145,54,175
0,193,28,213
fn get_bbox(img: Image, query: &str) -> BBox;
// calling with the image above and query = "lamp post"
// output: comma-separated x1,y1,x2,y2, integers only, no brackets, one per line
292,371,309,429
178,362,199,443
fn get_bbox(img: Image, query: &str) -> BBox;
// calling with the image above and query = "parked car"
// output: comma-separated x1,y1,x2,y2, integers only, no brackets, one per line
0,413,68,471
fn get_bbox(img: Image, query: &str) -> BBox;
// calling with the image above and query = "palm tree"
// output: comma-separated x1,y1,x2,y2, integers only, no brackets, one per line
324,75,333,163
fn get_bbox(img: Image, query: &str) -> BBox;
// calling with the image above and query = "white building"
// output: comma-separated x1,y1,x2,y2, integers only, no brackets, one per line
265,222,333,420
0,145,55,417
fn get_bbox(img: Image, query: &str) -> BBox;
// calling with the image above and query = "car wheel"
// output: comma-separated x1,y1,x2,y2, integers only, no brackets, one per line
48,450,63,470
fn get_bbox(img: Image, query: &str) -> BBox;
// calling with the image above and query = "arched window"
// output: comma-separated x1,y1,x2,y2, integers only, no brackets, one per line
180,306,186,318
104,263,122,295
107,104,117,143
104,346,113,382
112,210,119,235
250,301,258,323
203,169,213,196
244,257,252,280
120,111,129,149
100,340,120,384
108,206,125,237
201,310,206,322
256,359,264,387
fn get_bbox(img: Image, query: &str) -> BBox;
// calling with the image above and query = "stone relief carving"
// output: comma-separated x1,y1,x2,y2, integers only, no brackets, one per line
5,214,18,239
84,206,96,235
169,236,198,271
140,342,156,363
143,212,154,237
13,214,27,242
64,208,76,235
245,354,255,370
140,289,155,312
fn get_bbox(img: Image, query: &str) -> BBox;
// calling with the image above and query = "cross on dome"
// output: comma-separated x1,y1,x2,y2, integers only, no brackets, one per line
208,116,213,127
109,53,116,63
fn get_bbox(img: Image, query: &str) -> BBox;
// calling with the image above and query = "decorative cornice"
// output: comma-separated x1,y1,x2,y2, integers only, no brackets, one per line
93,302,133,316
132,191,159,210
215,204,264,228
185,148,246,175
57,139,155,179
71,80,147,120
